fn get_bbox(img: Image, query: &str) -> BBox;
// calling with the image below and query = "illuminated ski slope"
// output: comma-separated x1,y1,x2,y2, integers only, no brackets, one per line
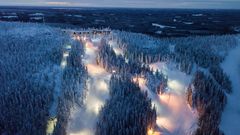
135,62,198,135
67,35,111,135
67,31,198,135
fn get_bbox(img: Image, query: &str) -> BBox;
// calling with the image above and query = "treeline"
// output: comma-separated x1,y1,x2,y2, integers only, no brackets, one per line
113,31,238,74
96,41,168,94
96,75,157,135
96,42,142,74
209,65,232,93
53,40,87,135
145,70,168,94
111,31,170,64
187,71,227,135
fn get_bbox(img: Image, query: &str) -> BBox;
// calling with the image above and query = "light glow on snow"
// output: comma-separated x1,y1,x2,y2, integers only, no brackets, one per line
68,34,111,135
63,52,69,58
46,117,58,135
143,62,197,134
108,40,124,56
96,80,108,92
61,60,67,68
147,127,161,135
133,76,147,90
147,128,154,135
66,45,72,49
70,129,92,135
86,64,107,76
167,79,185,95
87,96,105,115
156,116,175,132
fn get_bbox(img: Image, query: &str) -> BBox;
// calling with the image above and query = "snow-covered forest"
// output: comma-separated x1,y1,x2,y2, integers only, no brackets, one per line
0,22,87,135
0,22,239,135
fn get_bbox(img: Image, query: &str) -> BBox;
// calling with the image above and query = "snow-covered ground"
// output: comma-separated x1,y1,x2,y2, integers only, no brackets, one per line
108,39,124,56
30,17,43,20
67,35,111,135
29,13,44,16
1,15,18,19
137,62,198,135
183,22,194,25
192,14,204,17
220,37,240,135
155,31,163,34
152,23,176,29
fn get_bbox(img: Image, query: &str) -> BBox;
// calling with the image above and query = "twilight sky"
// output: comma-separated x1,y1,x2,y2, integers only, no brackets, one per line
0,0,240,9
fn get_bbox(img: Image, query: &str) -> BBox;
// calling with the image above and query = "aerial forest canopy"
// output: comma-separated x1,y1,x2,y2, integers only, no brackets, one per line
0,22,239,135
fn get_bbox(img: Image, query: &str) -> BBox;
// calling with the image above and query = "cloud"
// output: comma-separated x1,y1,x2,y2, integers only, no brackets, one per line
0,0,239,9
45,1,71,6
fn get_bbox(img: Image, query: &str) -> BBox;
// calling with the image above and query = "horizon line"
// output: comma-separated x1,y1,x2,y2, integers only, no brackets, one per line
0,5,240,10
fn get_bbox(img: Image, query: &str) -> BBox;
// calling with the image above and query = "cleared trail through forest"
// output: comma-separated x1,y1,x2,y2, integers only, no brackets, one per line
136,62,198,135
220,37,240,135
67,35,111,135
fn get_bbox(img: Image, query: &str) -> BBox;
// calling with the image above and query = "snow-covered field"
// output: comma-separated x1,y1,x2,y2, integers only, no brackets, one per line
220,37,240,135
67,35,111,135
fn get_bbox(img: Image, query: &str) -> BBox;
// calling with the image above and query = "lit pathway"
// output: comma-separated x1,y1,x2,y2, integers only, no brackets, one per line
67,35,111,135
134,62,198,135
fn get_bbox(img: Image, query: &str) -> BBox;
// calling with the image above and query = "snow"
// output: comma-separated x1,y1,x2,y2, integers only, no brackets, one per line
152,23,176,29
67,35,111,135
47,43,72,134
169,44,175,53
95,19,106,23
29,13,44,16
108,39,124,56
30,17,43,20
48,66,62,117
234,27,240,32
2,16,18,19
1,22,52,38
183,22,194,25
74,15,84,18
192,14,203,17
155,31,162,34
142,62,198,135
220,37,240,135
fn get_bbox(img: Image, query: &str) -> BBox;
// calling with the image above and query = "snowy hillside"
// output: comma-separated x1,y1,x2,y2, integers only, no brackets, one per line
220,37,240,135
0,22,239,135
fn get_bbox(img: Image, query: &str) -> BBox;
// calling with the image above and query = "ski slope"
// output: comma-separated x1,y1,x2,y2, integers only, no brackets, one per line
220,37,240,135
143,62,198,135
67,35,111,135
